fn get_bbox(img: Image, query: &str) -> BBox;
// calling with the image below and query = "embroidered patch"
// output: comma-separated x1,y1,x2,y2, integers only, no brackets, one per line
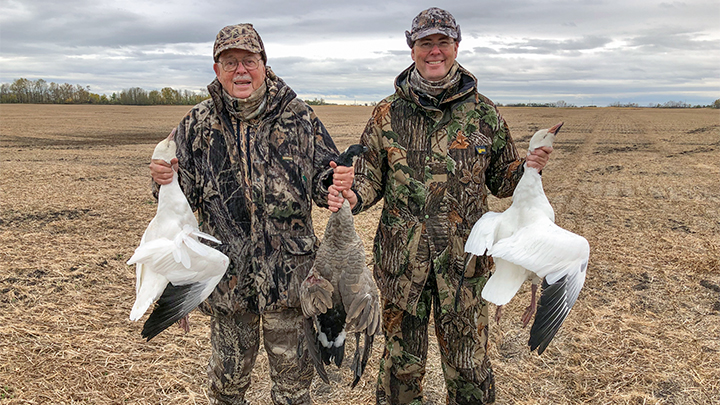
475,145,487,155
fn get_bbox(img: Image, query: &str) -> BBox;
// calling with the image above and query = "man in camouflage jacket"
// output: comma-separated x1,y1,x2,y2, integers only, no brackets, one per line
331,8,552,405
150,24,348,405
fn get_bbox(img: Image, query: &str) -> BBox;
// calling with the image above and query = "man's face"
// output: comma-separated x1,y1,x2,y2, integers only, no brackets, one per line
411,34,459,81
213,49,266,99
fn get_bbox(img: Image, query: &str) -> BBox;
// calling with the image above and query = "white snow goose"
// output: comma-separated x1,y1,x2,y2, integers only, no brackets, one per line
128,137,229,341
464,122,589,354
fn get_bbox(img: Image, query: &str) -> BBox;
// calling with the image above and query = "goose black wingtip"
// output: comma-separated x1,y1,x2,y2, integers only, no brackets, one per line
304,316,330,384
141,282,196,341
349,332,374,389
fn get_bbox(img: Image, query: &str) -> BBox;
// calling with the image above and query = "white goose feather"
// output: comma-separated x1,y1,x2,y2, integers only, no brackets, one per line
464,122,589,354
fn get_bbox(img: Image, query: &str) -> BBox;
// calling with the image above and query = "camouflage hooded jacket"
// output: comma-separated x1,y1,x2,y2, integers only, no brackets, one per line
170,67,339,314
353,63,525,316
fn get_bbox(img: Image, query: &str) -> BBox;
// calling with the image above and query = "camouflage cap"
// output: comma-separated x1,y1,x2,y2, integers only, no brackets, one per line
213,23,267,63
405,7,461,48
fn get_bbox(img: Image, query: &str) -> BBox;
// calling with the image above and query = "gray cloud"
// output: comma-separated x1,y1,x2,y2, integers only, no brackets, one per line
494,36,613,55
627,30,720,52
1,0,718,106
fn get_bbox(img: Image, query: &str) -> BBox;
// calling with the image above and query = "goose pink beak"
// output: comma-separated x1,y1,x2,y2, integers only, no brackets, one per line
549,122,564,134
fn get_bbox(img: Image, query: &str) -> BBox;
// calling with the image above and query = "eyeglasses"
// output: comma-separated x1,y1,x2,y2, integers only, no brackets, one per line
218,56,262,72
416,39,455,51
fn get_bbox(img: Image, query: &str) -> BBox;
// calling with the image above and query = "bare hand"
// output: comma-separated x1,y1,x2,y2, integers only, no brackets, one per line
327,185,358,212
526,146,553,171
329,161,354,192
149,158,178,185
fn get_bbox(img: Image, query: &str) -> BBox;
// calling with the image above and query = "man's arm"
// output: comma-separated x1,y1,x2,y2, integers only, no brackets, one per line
307,108,342,210
150,111,201,211
485,110,525,198
347,103,390,214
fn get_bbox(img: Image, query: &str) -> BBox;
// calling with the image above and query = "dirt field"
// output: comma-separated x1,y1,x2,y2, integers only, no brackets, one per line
1,104,718,404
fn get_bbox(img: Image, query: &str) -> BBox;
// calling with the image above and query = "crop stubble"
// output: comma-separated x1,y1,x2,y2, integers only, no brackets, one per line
1,104,718,404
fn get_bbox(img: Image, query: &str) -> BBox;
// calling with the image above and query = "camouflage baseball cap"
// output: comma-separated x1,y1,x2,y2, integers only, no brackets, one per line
213,23,267,63
405,7,462,48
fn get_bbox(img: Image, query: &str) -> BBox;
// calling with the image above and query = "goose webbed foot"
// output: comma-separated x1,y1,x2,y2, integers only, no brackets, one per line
521,284,538,328
494,305,503,323
177,314,190,333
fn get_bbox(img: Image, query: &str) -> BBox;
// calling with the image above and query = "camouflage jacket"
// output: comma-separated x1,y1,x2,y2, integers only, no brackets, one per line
171,67,339,314
353,63,525,316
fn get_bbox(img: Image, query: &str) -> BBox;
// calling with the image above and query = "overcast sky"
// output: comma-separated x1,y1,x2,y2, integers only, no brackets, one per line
1,0,719,106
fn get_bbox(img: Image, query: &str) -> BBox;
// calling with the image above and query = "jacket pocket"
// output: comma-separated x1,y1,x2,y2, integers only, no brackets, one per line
376,220,421,277
280,234,318,308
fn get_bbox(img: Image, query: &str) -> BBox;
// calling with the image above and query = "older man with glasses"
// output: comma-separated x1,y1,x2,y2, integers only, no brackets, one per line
149,23,350,405
330,8,552,405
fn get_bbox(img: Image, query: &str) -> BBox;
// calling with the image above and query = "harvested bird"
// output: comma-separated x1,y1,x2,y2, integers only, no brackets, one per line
128,138,229,341
299,144,381,387
464,122,589,354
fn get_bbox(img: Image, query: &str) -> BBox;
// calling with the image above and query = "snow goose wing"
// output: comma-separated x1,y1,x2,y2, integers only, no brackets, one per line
489,215,589,354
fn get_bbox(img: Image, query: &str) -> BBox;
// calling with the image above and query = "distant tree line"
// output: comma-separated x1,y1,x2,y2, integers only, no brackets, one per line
499,99,719,108
0,78,209,105
648,100,720,109
304,98,335,105
3,78,717,109
607,100,720,108
499,102,563,108
304,98,377,107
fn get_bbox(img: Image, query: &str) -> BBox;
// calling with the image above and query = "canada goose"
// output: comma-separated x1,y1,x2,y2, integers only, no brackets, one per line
300,144,381,387
464,122,589,354
128,138,229,341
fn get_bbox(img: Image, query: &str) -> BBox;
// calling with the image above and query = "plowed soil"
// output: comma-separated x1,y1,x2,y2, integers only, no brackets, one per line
1,104,718,404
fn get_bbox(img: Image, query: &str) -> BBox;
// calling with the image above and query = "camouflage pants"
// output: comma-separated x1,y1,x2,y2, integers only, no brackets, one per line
376,270,495,405
207,308,314,405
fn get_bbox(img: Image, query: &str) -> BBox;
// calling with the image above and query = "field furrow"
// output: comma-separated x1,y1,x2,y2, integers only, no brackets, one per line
1,105,718,405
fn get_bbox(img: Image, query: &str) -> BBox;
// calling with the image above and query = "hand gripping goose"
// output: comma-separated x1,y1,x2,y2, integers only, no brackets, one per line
299,144,381,388
128,137,229,341
464,122,589,354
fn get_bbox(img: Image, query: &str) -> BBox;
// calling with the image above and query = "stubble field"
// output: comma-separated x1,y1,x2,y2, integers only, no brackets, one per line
1,104,718,404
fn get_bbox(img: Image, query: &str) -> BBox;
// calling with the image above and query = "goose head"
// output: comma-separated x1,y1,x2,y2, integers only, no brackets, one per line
528,122,563,152
152,138,178,164
335,144,368,167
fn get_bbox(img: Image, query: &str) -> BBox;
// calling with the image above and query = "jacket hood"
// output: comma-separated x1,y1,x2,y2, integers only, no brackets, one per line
394,63,478,110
